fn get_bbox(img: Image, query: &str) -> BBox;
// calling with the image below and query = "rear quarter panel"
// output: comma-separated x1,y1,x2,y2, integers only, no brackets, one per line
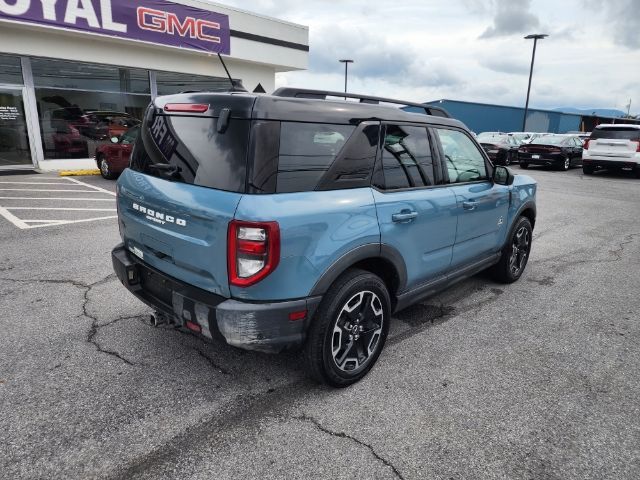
232,188,380,301
506,174,537,240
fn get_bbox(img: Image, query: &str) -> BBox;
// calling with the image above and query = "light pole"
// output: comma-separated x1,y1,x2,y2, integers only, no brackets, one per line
522,34,548,131
339,59,354,96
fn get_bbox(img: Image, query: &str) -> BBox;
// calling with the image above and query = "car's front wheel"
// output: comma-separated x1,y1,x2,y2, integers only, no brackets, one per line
583,165,594,175
98,155,117,180
491,216,533,283
303,269,391,387
520,162,529,169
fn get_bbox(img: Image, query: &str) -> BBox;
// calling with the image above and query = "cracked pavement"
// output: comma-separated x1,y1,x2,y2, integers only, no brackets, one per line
1,169,640,479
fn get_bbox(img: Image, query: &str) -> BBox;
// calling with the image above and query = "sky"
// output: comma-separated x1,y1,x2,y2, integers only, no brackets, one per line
221,0,640,115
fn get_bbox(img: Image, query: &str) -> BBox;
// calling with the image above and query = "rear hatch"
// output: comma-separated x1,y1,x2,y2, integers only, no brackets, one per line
587,126,640,159
117,92,256,297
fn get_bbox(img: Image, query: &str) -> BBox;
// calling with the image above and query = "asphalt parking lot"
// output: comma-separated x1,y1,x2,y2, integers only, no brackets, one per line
1,167,639,480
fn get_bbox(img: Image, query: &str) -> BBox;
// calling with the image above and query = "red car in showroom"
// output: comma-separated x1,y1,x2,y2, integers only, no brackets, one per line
94,125,139,179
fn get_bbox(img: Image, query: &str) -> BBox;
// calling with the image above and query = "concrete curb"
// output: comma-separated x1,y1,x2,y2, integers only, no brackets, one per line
59,170,101,177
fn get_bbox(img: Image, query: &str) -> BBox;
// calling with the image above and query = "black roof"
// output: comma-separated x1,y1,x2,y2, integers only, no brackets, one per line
153,90,466,129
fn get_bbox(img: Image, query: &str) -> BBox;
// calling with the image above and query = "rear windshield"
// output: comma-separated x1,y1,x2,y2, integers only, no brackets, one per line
590,127,640,140
130,111,249,193
530,135,568,145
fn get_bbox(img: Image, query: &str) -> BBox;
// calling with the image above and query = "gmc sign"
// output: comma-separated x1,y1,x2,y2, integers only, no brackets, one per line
0,0,230,54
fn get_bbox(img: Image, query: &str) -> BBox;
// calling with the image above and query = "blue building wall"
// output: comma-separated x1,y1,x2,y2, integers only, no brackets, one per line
416,99,583,134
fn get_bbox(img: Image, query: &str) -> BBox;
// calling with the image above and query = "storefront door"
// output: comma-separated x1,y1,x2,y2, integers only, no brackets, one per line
0,86,33,168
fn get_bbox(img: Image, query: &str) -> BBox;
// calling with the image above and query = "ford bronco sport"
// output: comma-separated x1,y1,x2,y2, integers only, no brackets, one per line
112,88,537,387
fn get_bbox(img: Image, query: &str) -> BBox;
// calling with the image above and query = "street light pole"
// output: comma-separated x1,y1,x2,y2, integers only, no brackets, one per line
522,34,548,131
339,59,354,97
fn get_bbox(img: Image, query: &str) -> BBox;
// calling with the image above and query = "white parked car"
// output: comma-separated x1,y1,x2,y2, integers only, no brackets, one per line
582,124,640,177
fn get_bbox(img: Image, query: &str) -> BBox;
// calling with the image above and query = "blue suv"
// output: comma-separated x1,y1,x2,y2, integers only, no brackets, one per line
112,88,537,387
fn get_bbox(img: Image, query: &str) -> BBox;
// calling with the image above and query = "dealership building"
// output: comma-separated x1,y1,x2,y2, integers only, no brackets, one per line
0,0,308,171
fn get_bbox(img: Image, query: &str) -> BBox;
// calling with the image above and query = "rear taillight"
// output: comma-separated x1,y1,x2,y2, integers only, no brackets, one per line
635,139,640,152
163,103,209,113
228,220,280,287
583,139,590,150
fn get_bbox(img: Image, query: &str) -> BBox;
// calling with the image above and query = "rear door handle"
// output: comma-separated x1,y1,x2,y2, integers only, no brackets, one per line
392,210,418,223
462,201,477,211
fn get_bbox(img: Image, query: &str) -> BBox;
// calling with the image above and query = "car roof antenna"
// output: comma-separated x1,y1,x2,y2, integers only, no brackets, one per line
217,53,247,92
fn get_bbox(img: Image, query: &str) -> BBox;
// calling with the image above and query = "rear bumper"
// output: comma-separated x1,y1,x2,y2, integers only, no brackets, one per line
518,153,564,166
112,244,321,353
582,158,639,169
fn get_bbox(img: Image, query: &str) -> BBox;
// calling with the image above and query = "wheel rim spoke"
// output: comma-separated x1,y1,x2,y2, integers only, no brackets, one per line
510,226,530,275
331,290,384,373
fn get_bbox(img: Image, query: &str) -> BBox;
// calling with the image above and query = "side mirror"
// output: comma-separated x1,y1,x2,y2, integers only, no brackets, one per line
110,136,119,144
494,165,515,186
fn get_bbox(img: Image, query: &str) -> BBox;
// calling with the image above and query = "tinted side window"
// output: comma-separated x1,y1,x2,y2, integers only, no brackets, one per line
435,128,488,184
378,125,435,190
316,123,380,191
276,123,354,193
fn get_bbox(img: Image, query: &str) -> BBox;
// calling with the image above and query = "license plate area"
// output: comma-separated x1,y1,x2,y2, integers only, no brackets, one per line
140,267,173,306
532,154,540,159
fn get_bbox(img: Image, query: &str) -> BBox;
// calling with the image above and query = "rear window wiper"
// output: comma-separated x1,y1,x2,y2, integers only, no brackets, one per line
147,164,183,178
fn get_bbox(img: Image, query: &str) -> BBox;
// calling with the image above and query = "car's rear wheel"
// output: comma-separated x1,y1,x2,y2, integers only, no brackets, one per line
520,163,529,169
504,151,512,166
98,155,116,180
303,269,391,387
583,165,594,175
490,216,533,283
558,157,570,171
635,167,640,179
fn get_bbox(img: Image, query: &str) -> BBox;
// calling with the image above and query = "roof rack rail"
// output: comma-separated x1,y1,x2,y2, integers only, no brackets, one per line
272,88,451,118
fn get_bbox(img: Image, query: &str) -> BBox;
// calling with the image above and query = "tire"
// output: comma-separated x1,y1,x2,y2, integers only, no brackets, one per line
583,165,594,175
558,157,570,171
98,155,116,180
490,216,533,284
520,163,529,169
303,268,391,387
635,167,640,179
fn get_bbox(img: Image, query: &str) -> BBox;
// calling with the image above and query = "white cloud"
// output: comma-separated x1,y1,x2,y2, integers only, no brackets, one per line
221,0,640,115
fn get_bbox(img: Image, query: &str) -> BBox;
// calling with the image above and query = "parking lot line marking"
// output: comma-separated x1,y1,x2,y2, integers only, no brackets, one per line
0,189,107,193
0,197,114,201
21,215,118,229
0,181,73,185
65,178,117,197
7,207,117,211
0,206,29,229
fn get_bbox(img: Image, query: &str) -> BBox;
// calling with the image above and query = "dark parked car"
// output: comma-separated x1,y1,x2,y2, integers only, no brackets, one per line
477,132,521,165
95,125,139,179
85,111,141,140
518,134,583,171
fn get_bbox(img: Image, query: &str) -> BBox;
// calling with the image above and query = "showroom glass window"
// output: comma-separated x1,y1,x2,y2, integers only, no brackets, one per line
31,58,151,160
155,71,236,96
0,55,33,167
0,55,24,85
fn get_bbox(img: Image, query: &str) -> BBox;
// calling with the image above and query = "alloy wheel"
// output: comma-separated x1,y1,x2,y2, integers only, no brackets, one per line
331,291,384,373
564,158,570,170
509,226,530,276
100,158,110,177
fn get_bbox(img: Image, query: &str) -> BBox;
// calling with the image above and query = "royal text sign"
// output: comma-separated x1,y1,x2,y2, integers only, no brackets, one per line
0,0,230,54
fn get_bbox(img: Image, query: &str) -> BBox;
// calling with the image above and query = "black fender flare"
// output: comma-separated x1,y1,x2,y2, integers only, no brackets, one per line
309,243,408,296
515,201,536,228
502,201,537,250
